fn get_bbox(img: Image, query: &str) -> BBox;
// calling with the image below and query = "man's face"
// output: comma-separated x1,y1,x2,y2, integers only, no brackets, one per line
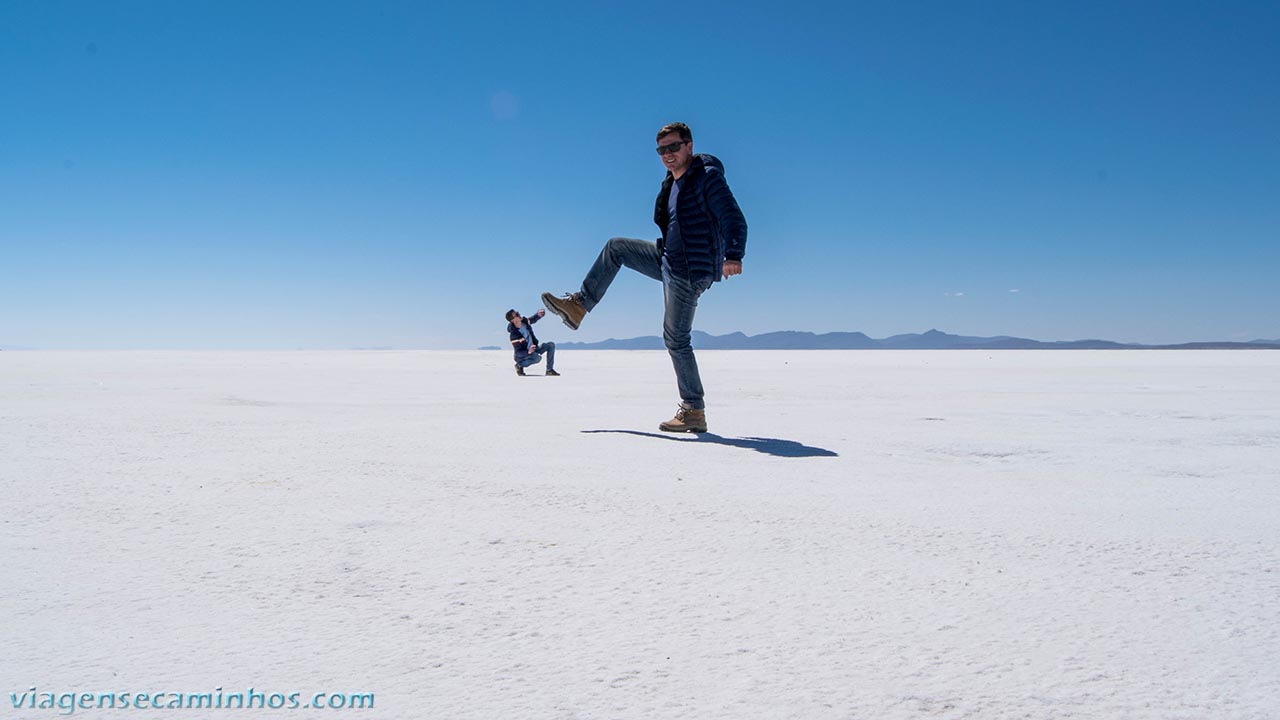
509,312,522,326
656,132,693,176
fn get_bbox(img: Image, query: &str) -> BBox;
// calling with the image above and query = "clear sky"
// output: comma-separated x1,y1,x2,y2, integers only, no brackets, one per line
3,1,1277,349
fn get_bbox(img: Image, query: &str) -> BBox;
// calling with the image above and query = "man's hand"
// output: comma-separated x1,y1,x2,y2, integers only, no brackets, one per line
536,309,546,318
530,344,537,352
722,260,743,279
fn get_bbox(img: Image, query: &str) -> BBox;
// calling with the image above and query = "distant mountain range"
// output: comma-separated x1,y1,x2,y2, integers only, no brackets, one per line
6,331,1277,352
514,329,1280,351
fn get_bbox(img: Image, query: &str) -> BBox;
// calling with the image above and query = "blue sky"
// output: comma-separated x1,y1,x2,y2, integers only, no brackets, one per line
2,1,1277,349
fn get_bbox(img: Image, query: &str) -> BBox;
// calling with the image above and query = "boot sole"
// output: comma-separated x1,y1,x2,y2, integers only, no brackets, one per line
541,292,581,330
659,424,707,433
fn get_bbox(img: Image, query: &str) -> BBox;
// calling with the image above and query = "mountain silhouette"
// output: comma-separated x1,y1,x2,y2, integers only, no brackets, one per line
535,329,1280,351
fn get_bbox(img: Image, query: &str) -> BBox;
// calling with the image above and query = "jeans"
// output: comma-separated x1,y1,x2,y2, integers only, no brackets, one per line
517,341,555,370
580,237,712,409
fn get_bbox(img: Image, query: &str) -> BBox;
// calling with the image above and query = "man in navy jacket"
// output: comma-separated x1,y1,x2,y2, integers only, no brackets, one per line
506,308,559,377
543,122,747,432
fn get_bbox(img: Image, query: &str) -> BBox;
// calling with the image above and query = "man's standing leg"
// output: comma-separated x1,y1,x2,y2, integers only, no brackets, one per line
658,259,712,432
544,238,662,329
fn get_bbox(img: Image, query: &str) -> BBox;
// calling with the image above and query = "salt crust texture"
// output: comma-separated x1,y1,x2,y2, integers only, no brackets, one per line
3,350,1278,719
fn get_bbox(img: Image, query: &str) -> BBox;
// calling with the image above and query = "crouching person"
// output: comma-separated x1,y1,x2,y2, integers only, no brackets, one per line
506,308,559,377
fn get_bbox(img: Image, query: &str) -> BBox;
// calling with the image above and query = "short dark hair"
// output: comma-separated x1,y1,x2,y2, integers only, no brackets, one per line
505,309,518,322
656,122,692,143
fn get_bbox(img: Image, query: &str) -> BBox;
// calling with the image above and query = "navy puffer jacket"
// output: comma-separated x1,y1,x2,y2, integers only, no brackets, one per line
654,153,748,284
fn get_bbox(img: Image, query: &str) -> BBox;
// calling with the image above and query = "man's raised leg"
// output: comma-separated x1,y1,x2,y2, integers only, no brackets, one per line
544,238,661,330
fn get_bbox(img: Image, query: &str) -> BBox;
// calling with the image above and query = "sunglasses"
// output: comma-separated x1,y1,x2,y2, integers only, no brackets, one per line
655,140,688,156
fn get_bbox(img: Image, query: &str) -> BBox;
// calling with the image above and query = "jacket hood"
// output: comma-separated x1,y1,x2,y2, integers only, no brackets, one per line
692,153,724,175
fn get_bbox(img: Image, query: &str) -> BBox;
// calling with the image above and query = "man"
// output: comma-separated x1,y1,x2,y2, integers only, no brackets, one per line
542,122,746,432
506,308,560,377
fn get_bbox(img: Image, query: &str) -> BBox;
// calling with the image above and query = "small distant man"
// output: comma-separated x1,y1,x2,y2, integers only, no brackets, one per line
542,122,747,432
506,308,559,377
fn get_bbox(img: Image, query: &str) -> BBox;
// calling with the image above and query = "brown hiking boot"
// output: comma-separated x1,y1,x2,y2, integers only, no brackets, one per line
541,291,587,330
659,404,707,433
545,369,561,376
515,364,526,376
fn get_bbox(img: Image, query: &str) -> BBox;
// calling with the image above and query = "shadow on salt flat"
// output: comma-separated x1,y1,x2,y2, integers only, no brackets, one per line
582,430,838,458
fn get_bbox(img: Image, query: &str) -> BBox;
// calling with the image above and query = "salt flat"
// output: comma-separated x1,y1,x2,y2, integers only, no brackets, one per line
2,350,1278,719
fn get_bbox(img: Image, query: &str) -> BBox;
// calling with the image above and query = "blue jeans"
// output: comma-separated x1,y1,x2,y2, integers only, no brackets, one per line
517,341,555,370
579,237,713,409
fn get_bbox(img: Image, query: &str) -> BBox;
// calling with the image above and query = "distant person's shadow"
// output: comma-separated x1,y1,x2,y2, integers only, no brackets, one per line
582,430,838,458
